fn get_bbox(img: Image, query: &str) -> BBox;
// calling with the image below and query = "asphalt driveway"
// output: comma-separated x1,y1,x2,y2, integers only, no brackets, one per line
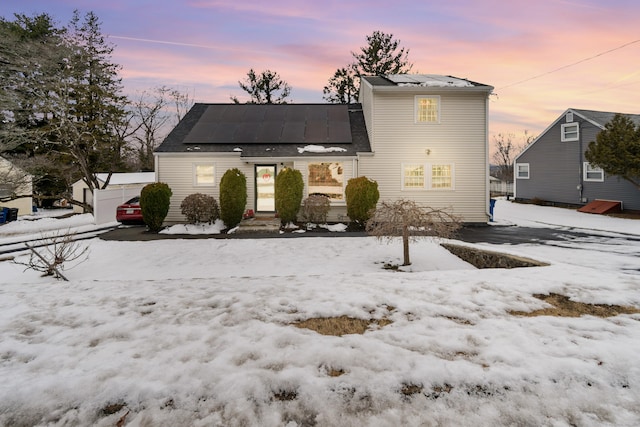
99,223,639,245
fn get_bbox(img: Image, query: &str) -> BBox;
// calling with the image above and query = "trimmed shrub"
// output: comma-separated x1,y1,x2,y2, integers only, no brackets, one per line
140,182,172,232
275,167,304,224
345,176,380,224
180,193,220,224
301,193,331,224
219,168,247,228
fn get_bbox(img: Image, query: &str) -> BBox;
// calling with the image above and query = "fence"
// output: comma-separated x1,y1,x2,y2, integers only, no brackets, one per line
93,187,144,225
490,180,513,196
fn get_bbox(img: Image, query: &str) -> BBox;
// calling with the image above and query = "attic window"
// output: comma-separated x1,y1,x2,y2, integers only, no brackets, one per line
561,123,579,142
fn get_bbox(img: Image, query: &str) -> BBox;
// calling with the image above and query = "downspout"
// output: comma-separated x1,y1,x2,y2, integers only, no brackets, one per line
578,120,584,204
485,93,491,222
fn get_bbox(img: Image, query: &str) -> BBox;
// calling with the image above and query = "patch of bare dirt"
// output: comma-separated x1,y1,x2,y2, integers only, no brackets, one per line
293,314,392,336
510,293,640,318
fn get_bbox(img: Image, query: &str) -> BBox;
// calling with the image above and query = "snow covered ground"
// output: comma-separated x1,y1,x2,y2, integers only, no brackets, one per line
0,199,639,426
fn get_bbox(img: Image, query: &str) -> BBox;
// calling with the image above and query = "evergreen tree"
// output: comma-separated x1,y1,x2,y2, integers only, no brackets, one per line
0,11,131,210
0,13,66,153
230,68,291,104
585,114,640,189
322,66,358,104
323,31,413,103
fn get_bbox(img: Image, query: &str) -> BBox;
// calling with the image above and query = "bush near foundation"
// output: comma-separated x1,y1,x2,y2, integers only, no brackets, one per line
301,193,331,223
140,182,172,232
180,193,220,224
219,168,247,228
345,176,379,225
275,167,304,224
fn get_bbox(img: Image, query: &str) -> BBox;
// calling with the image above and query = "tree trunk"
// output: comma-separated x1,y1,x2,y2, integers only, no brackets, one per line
402,224,411,266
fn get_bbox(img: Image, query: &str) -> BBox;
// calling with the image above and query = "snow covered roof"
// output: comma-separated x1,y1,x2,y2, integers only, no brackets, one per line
386,74,475,88
363,74,493,91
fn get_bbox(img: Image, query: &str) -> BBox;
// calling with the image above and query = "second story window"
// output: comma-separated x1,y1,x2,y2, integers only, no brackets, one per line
415,96,440,123
561,123,579,142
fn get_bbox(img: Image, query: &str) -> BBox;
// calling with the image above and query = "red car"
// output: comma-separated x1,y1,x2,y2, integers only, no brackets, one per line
116,196,144,224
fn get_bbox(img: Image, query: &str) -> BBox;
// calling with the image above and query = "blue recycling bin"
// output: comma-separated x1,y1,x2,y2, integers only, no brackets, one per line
0,207,8,224
489,199,496,222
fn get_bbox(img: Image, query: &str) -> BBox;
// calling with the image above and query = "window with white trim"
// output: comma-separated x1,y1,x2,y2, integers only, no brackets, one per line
402,164,425,189
431,164,454,189
415,96,440,123
402,163,455,190
561,123,579,142
583,162,604,182
308,162,344,201
516,163,530,179
194,164,215,186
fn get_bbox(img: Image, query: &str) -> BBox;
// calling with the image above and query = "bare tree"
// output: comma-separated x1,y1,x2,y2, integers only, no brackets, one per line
366,199,461,266
15,231,89,281
492,131,533,182
129,86,194,171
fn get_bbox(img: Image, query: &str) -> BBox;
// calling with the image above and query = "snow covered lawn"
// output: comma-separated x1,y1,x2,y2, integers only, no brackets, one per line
0,200,639,426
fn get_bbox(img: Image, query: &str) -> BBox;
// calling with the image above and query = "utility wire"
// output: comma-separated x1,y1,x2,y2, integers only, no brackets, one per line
498,38,640,90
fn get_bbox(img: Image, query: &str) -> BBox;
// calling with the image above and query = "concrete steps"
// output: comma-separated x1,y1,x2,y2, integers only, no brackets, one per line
236,217,281,233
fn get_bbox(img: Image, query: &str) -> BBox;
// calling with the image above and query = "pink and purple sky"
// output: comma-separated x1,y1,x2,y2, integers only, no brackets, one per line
3,0,639,145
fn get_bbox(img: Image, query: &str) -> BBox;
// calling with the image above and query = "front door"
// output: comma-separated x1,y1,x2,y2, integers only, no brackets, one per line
255,165,276,213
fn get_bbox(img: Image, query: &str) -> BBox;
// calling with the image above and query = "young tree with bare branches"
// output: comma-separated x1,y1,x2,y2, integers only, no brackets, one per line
366,199,461,266
16,231,89,281
492,131,533,183
130,86,194,171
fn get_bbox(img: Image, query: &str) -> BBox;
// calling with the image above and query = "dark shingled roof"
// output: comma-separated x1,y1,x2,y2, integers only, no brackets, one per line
155,103,372,158
572,109,640,127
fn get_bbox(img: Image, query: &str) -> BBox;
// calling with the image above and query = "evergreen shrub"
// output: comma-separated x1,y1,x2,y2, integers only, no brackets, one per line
140,182,172,232
219,168,247,228
274,167,304,224
345,176,379,224
180,193,220,224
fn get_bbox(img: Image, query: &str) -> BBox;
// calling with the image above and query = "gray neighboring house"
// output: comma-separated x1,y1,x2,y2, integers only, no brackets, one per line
514,108,640,211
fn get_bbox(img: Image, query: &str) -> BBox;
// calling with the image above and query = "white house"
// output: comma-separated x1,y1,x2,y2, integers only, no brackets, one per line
154,74,494,225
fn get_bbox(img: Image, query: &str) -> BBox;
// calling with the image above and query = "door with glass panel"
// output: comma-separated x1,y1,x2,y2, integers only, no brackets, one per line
255,165,276,213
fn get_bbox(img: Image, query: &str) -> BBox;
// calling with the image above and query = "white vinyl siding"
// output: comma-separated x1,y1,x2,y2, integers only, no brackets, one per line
583,162,604,182
358,87,489,222
157,154,253,224
516,163,530,179
561,123,579,142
